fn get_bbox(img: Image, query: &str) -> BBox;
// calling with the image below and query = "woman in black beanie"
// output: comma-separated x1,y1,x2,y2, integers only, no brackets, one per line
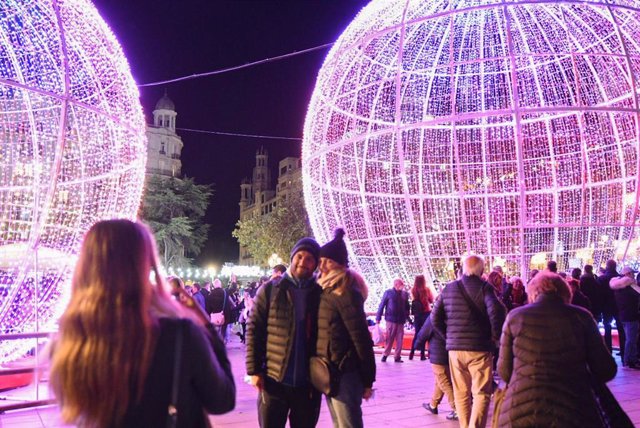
316,228,376,428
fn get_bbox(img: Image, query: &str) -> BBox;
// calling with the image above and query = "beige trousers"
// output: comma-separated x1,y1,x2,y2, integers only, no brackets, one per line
384,321,404,359
449,350,493,428
430,363,456,410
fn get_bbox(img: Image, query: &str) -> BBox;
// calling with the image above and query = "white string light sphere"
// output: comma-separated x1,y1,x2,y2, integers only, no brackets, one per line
0,0,146,361
302,0,640,309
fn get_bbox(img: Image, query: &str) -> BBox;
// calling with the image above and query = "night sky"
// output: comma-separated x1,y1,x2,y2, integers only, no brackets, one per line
91,1,368,267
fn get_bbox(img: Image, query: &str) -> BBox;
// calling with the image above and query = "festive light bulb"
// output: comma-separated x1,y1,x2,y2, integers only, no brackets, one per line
302,0,640,310
0,0,146,361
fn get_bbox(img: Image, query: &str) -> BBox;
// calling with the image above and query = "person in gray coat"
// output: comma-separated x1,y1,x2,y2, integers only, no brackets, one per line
497,272,619,427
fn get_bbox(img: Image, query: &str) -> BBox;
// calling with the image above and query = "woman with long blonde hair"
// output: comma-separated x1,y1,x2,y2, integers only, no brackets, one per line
49,219,235,427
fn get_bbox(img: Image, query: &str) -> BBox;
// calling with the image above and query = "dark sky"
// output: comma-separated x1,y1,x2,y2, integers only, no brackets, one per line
91,1,368,267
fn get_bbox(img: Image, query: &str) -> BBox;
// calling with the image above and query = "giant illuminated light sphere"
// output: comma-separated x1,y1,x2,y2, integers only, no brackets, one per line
303,0,640,308
0,0,146,361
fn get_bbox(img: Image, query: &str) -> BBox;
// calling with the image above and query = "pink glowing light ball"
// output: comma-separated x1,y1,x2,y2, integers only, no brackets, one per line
0,0,146,361
303,0,640,308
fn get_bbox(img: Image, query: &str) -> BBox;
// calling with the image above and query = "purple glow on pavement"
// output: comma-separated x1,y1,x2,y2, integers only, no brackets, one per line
302,0,640,309
0,0,146,361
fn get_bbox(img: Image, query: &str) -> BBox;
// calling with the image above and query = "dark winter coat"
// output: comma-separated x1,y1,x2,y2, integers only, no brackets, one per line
570,289,592,314
205,288,235,323
410,299,430,326
245,275,322,383
121,318,235,427
414,313,447,366
376,288,409,324
497,294,617,428
580,273,601,317
432,275,506,352
316,277,376,388
598,269,619,316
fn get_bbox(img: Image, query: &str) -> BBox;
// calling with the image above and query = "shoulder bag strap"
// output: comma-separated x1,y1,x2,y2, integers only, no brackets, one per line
457,280,489,324
222,289,226,311
167,321,184,428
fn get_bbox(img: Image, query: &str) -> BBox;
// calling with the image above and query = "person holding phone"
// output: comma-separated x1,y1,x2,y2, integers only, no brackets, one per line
49,219,235,427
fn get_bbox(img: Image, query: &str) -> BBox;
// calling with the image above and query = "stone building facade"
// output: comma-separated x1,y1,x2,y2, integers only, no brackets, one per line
238,148,302,265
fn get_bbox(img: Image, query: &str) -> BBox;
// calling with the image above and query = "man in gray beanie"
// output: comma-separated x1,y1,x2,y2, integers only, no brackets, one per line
246,237,323,427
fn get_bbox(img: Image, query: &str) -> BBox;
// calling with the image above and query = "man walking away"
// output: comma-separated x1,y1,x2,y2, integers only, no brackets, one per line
432,255,506,428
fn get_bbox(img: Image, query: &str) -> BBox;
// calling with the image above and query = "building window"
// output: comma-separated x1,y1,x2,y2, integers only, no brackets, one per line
160,142,166,155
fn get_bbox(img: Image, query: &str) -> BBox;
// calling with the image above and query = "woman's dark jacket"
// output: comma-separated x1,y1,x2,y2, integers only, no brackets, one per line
121,318,235,427
497,294,617,428
411,299,430,325
376,288,409,324
246,275,322,383
413,312,447,366
316,278,376,388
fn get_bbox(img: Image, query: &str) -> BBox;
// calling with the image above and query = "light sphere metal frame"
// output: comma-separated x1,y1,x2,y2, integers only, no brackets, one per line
302,0,640,309
0,0,147,361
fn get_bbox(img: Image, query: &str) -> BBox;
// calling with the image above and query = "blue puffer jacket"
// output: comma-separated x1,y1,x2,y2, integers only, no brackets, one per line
413,310,448,366
376,288,409,324
432,275,506,352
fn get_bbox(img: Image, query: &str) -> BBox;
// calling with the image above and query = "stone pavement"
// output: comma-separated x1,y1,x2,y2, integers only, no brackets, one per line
1,333,639,427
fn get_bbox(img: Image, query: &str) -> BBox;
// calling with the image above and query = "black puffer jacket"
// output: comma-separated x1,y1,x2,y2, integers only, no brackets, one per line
246,276,322,382
316,275,376,388
413,311,447,366
497,294,617,428
376,288,409,324
432,275,506,352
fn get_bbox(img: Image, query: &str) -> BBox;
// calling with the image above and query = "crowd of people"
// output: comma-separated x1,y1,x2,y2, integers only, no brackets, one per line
46,218,639,428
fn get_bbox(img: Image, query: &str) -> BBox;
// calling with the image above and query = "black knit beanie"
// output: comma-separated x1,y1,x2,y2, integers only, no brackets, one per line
320,228,349,267
290,237,320,264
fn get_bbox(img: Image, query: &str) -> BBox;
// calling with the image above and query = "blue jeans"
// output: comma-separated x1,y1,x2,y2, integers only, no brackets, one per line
326,370,364,428
623,321,639,366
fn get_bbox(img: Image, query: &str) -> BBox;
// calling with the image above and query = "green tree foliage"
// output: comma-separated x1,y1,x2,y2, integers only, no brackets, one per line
233,190,312,266
140,175,213,268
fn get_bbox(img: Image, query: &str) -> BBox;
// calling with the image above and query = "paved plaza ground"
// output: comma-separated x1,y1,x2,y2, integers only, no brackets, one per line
1,333,639,427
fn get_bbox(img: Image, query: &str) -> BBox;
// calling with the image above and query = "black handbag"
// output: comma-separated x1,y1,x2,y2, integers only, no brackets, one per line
310,313,341,397
309,355,341,397
590,370,634,428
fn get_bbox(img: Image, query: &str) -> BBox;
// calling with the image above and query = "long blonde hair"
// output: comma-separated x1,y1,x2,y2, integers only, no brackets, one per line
49,219,176,427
